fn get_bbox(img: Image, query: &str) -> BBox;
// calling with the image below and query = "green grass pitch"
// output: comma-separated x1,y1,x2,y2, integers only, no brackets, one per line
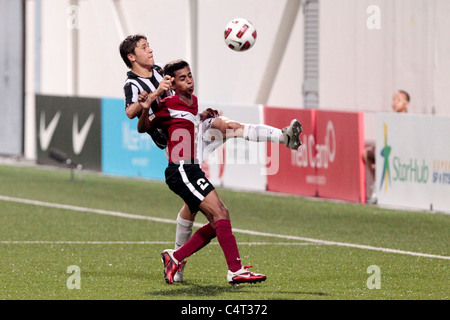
0,163,448,300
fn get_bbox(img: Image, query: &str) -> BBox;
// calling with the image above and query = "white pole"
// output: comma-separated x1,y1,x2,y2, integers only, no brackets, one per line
67,0,79,96
187,0,198,82
255,0,301,104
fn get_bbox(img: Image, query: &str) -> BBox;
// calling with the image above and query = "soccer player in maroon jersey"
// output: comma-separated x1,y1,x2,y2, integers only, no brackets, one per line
138,59,267,285
121,34,302,282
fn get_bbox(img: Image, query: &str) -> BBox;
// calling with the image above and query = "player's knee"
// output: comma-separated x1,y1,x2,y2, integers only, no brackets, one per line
223,120,244,139
226,121,243,136
214,204,230,221
211,118,227,137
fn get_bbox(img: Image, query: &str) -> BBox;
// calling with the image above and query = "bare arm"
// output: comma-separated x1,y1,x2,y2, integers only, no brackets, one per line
126,101,143,119
137,91,152,133
137,107,151,133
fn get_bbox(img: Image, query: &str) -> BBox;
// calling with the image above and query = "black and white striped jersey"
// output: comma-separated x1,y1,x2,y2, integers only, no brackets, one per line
123,64,173,114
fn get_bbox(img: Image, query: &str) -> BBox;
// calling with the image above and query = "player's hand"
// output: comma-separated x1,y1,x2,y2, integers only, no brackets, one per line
138,91,151,109
199,108,219,121
208,108,220,117
157,75,173,95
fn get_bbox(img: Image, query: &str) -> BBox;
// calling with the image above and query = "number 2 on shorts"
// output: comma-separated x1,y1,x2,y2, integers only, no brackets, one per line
197,178,210,190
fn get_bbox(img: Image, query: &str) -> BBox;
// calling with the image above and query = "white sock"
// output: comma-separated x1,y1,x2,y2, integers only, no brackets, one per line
175,214,194,250
243,124,285,144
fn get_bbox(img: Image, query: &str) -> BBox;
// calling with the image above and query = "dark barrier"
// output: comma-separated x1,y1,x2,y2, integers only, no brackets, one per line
35,95,102,171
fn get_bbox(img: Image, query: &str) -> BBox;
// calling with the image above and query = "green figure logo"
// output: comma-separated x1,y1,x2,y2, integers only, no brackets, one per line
379,123,392,192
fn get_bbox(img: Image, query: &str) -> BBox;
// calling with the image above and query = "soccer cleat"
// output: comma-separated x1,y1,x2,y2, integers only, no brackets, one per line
282,119,303,150
173,260,187,282
227,265,267,285
161,249,179,284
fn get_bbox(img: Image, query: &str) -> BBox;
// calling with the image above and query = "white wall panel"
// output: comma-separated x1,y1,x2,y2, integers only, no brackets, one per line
0,0,24,155
24,0,450,160
376,113,450,212
319,0,450,116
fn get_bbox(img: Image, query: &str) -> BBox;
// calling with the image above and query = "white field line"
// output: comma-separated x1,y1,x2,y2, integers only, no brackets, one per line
0,240,316,246
0,195,449,260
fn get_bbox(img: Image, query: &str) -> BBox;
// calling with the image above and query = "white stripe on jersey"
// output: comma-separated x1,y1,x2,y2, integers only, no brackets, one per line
124,64,171,108
167,108,200,126
126,79,144,105
153,66,165,83
196,117,223,164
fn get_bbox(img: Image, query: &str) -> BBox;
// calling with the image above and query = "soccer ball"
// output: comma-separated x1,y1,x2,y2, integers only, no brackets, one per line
224,18,257,52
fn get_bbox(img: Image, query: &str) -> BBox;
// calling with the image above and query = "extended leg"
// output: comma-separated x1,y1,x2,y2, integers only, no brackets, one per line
211,117,302,150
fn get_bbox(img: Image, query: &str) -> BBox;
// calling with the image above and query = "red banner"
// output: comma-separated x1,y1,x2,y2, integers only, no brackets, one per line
314,110,366,203
264,107,317,197
264,107,366,203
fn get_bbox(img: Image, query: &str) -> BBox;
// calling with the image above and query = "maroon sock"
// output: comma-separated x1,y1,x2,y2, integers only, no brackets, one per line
214,219,242,272
173,223,216,262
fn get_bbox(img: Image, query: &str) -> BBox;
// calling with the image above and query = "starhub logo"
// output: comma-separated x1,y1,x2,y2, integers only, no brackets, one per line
379,123,429,192
379,124,392,192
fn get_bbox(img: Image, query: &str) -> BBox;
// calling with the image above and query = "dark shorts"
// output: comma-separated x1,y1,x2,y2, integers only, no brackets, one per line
165,160,215,213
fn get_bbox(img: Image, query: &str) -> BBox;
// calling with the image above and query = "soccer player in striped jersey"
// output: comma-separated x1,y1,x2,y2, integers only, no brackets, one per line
120,35,302,282
120,34,173,149
138,59,267,285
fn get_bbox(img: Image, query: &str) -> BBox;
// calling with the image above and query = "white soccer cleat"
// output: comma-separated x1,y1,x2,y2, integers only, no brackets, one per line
227,265,267,285
282,119,303,150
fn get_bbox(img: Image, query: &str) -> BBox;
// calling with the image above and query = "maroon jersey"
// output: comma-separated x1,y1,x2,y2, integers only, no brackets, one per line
151,94,200,163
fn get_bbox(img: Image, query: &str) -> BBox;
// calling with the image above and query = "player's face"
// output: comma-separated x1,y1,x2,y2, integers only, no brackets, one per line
391,92,409,113
172,66,195,95
129,39,154,67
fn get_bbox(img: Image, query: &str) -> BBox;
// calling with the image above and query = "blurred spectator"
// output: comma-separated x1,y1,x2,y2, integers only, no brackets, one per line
363,90,410,204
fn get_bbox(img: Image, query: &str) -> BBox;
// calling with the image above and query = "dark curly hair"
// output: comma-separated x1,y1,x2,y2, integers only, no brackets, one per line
163,59,190,78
